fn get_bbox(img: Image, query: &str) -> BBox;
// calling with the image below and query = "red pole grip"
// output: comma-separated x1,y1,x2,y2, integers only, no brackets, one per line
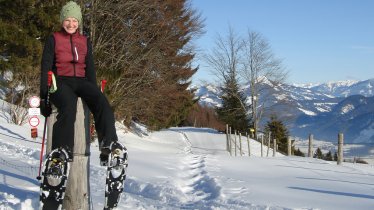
101,79,107,93
47,71,53,87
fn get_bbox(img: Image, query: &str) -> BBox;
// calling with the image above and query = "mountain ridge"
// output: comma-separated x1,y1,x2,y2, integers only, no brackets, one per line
192,78,374,143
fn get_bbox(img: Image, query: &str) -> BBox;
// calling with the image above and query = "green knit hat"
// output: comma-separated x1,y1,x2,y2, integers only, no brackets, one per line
60,1,83,31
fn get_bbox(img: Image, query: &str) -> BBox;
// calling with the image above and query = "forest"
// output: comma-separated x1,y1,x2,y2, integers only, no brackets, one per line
0,0,205,130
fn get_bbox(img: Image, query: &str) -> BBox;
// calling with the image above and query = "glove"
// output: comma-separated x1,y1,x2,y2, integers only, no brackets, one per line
40,99,52,117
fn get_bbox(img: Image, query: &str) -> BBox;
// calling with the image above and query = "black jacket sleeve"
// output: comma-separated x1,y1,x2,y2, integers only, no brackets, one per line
40,35,55,100
85,39,97,85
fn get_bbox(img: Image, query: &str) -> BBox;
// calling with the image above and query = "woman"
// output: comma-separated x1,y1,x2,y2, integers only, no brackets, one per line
40,1,118,164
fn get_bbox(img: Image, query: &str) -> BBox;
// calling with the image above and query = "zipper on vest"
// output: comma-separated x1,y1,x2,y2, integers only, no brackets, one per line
70,35,76,77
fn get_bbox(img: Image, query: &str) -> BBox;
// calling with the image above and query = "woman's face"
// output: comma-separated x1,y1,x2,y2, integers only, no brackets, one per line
62,17,79,34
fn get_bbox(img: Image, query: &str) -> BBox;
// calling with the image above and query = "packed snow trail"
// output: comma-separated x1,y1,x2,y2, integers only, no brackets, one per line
173,130,222,208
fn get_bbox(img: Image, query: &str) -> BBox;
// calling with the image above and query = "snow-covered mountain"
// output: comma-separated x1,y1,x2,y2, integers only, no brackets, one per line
192,79,374,143
295,79,374,97
193,84,223,107
294,95,374,143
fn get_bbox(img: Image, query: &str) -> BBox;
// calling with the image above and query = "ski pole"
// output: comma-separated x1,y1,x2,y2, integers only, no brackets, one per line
37,71,53,180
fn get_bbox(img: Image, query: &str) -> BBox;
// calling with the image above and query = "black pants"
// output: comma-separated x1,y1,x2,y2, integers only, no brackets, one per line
50,77,117,155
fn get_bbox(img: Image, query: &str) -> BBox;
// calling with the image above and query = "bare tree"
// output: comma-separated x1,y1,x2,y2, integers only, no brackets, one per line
3,69,39,125
205,26,250,132
205,26,247,112
241,30,288,139
206,27,240,79
205,26,288,136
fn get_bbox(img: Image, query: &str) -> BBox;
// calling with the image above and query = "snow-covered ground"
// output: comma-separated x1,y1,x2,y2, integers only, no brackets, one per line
0,117,374,209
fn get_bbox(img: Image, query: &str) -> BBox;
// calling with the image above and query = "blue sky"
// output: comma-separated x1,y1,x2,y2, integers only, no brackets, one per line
190,0,374,84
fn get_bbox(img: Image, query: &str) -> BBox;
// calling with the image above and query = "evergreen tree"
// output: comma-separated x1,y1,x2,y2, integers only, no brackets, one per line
313,147,324,159
216,71,250,133
205,26,250,133
324,150,333,161
0,0,65,76
294,148,305,157
264,114,289,154
0,0,67,124
355,158,368,164
1,0,203,128
87,0,203,129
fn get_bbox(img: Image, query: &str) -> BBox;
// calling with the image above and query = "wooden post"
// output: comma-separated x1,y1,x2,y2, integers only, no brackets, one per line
287,136,292,156
247,134,250,157
234,130,237,156
273,138,277,157
229,127,232,156
226,124,229,152
337,133,344,165
260,135,263,157
47,98,91,210
267,131,271,157
308,134,313,158
239,133,242,156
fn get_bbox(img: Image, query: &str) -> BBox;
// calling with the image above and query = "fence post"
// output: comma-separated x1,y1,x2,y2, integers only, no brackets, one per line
308,134,313,158
47,98,90,210
273,138,277,157
267,131,271,157
247,134,251,156
287,136,292,156
261,135,264,157
234,130,237,157
226,124,229,152
239,132,242,156
337,133,344,165
229,127,232,156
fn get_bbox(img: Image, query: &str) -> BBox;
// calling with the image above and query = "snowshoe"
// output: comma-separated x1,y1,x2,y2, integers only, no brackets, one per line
39,148,70,210
104,142,128,210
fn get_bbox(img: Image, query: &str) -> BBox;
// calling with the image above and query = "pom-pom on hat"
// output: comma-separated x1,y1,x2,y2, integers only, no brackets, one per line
60,1,82,31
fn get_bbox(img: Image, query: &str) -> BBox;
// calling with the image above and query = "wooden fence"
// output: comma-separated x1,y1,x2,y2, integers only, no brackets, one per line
225,124,277,157
225,124,346,165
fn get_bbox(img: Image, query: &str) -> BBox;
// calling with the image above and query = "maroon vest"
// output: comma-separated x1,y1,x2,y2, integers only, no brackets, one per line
53,31,87,77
